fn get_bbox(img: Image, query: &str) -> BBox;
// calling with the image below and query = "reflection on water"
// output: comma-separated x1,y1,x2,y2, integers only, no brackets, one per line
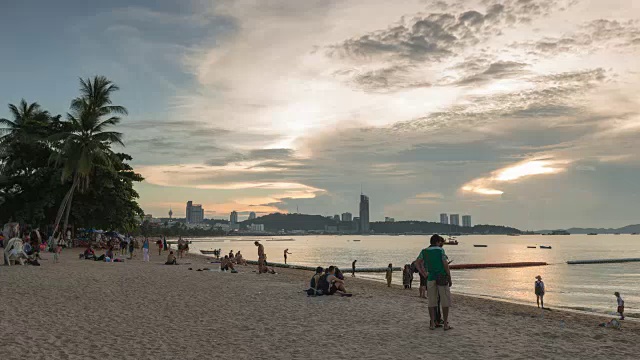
189,234,640,317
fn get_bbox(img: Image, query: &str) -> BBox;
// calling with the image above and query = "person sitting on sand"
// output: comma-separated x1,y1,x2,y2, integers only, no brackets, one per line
307,267,324,296
220,255,235,272
165,251,177,265
325,266,347,295
83,246,96,260
615,292,625,320
235,251,247,265
335,267,344,280
105,246,114,260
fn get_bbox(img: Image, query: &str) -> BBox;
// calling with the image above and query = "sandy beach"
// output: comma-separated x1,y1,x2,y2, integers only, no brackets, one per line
1,250,638,360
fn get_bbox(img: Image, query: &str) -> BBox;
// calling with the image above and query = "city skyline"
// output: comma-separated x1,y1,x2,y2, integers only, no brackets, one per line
3,1,640,229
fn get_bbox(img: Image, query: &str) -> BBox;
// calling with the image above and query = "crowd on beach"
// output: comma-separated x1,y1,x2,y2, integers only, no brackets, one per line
1,222,628,324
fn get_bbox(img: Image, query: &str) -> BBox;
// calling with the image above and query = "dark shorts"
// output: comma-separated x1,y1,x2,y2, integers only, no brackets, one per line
420,275,427,287
329,284,338,295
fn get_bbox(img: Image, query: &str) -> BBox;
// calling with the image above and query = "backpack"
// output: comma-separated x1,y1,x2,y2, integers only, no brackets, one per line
535,281,543,295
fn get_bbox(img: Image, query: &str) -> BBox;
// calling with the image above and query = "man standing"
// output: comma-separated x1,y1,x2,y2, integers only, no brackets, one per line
284,249,292,264
255,241,265,273
416,234,453,331
351,260,357,277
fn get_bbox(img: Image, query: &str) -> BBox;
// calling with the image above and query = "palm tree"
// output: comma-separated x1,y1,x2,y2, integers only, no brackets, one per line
52,76,127,239
0,100,52,175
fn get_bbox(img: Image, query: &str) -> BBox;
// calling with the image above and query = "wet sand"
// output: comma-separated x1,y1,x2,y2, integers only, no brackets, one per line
1,250,638,360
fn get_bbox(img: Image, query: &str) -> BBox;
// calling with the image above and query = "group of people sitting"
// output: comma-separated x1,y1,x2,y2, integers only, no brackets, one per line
306,266,351,296
79,245,123,262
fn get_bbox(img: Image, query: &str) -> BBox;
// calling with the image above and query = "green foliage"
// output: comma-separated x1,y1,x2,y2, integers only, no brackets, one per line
0,77,144,232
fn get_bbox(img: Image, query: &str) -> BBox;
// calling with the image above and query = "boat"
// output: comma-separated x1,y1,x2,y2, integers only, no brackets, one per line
507,233,520,236
353,239,361,242
266,238,295,241
444,240,459,245
200,250,217,255
587,233,597,235
474,244,488,248
527,246,536,249
540,245,552,249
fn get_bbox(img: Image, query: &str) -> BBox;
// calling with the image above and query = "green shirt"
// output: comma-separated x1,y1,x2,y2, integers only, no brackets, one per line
417,246,447,281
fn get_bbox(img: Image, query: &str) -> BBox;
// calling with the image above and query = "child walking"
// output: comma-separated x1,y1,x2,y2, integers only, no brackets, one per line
386,263,393,287
615,292,625,320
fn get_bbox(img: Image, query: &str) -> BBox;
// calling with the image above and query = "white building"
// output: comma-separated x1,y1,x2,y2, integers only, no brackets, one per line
450,214,460,226
440,213,448,224
250,223,264,232
462,215,472,227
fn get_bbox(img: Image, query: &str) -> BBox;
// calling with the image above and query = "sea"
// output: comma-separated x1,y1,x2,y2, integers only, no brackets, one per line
187,234,639,318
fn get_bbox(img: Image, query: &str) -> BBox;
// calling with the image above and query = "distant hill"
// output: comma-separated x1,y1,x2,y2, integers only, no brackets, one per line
243,213,521,234
537,224,640,234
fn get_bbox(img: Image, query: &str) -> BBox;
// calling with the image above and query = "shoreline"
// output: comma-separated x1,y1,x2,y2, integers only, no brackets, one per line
194,251,638,321
2,249,638,359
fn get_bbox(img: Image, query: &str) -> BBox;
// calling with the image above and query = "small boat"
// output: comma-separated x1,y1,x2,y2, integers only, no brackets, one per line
266,238,295,241
353,239,361,242
444,240,459,245
200,250,216,255
527,246,536,249
507,233,520,236
474,244,488,248
540,245,552,249
587,233,597,235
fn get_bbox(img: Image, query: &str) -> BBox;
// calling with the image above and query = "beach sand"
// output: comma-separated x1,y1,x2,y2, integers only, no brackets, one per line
1,250,638,360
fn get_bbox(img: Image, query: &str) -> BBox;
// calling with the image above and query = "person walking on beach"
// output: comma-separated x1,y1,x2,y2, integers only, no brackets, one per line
128,238,135,259
351,260,357,277
284,249,292,264
615,292,625,320
386,263,393,287
255,241,265,273
403,264,413,289
416,234,453,331
163,235,168,251
142,237,150,262
535,275,545,309
156,238,163,256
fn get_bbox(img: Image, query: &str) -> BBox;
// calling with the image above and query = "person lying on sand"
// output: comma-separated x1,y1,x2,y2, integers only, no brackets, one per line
165,251,177,265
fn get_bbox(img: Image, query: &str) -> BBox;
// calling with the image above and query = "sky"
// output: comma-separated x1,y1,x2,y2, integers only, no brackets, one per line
1,0,640,230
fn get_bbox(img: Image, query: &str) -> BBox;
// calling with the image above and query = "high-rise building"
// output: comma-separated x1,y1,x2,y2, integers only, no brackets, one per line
248,212,256,220
341,212,352,222
359,194,370,234
168,207,173,220
462,215,472,227
440,213,448,224
230,211,238,224
450,214,460,226
186,201,204,223
333,215,340,222
385,217,395,222
353,217,360,233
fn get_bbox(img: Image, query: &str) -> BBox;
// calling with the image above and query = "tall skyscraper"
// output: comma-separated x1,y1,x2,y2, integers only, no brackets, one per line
341,212,352,222
359,194,370,234
168,207,173,220
440,213,448,224
185,201,204,223
450,214,460,226
462,215,472,227
248,212,256,220
230,211,238,224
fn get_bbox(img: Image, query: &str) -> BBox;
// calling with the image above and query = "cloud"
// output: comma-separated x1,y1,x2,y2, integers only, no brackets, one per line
205,148,295,166
462,158,571,195
455,61,529,85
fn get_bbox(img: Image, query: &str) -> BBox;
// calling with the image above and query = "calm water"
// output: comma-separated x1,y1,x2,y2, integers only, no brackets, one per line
188,234,640,318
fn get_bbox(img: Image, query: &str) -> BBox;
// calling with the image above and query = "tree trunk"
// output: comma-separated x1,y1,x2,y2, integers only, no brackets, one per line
62,183,75,246
52,176,79,242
